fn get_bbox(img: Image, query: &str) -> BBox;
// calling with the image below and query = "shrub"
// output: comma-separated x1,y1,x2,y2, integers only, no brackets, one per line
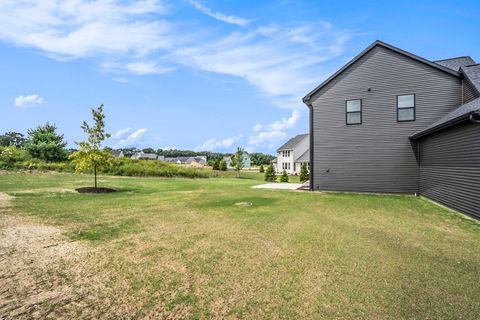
259,165,264,173
102,158,210,179
212,160,220,170
300,163,309,182
219,160,227,171
280,170,289,182
0,146,29,168
264,164,276,182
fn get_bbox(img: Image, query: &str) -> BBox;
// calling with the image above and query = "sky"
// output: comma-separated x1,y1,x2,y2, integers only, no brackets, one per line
1,0,479,154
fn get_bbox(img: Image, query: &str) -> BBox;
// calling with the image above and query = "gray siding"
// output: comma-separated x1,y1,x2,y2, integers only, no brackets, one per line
463,79,479,103
310,45,462,193
419,121,480,218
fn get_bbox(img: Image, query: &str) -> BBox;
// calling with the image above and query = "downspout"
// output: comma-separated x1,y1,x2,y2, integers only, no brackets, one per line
305,100,314,191
416,140,420,196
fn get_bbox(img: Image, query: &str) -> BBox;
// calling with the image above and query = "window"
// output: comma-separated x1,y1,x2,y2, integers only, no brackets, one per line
281,151,290,157
346,99,362,125
397,94,415,122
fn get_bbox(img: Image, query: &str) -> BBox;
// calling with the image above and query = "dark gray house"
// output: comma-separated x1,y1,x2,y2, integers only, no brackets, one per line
303,40,480,218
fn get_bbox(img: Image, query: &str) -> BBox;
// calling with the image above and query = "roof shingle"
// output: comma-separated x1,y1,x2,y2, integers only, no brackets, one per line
410,97,480,140
434,56,476,71
277,134,308,151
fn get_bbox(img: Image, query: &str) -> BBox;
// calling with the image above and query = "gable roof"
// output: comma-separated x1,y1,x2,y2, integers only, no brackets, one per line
277,134,309,151
410,97,480,140
294,149,310,162
434,56,476,71
303,40,461,104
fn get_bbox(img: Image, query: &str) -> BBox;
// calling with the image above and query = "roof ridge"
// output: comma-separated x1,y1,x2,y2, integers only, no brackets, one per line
434,56,472,62
303,40,461,103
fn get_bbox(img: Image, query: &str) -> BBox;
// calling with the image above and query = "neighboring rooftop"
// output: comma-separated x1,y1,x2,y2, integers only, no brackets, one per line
434,56,476,71
277,134,309,151
294,149,310,162
411,97,480,140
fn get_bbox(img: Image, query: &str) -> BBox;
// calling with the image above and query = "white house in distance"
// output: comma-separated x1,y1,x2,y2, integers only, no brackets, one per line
275,134,309,174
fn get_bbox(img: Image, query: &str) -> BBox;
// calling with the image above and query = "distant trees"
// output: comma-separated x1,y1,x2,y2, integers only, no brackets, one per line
24,123,67,162
0,132,26,148
142,148,155,154
264,164,276,182
232,147,244,178
212,159,220,170
300,163,309,183
280,170,289,182
69,104,113,190
219,159,227,171
250,153,276,166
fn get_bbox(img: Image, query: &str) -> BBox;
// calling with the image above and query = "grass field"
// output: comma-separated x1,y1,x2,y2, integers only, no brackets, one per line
0,171,479,319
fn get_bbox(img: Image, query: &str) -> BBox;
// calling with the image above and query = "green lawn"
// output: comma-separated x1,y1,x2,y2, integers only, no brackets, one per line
0,171,479,319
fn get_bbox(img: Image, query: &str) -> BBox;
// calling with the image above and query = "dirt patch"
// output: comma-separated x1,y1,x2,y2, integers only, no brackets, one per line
75,187,117,193
0,193,121,319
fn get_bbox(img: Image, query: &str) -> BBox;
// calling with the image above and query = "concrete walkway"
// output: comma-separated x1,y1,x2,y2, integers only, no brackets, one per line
252,183,303,190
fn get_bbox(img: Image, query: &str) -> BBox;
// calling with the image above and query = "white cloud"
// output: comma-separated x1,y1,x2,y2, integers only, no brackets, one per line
14,94,44,107
248,110,300,148
114,128,148,148
0,1,354,112
174,24,351,109
159,146,177,151
0,0,171,77
125,62,173,75
195,135,242,151
189,0,249,27
112,127,132,139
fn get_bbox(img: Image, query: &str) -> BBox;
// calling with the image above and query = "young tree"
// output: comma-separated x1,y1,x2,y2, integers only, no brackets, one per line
280,170,289,182
232,147,245,178
259,164,264,173
212,159,220,170
264,164,276,182
25,123,67,161
300,163,309,183
69,104,113,191
219,159,227,171
0,132,27,148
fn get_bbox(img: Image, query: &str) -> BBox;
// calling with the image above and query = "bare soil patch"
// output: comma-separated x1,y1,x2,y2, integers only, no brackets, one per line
75,187,117,193
0,193,123,319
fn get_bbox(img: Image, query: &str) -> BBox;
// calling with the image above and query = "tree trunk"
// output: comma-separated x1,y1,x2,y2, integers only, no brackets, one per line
94,165,97,190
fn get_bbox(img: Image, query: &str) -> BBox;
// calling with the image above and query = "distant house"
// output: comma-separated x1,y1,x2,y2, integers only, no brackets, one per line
224,151,251,169
276,134,309,174
111,150,124,158
164,156,207,166
132,152,158,160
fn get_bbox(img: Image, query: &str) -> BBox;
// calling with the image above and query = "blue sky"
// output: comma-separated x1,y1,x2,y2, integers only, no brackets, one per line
1,0,479,154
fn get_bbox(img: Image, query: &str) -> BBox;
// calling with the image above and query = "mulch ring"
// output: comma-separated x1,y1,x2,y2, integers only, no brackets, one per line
75,187,117,194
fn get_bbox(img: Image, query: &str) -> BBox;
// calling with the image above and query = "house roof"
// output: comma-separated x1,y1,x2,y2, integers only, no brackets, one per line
434,56,476,71
303,40,461,104
139,153,158,159
277,134,309,151
111,150,123,157
410,97,480,140
294,149,310,162
461,64,480,94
